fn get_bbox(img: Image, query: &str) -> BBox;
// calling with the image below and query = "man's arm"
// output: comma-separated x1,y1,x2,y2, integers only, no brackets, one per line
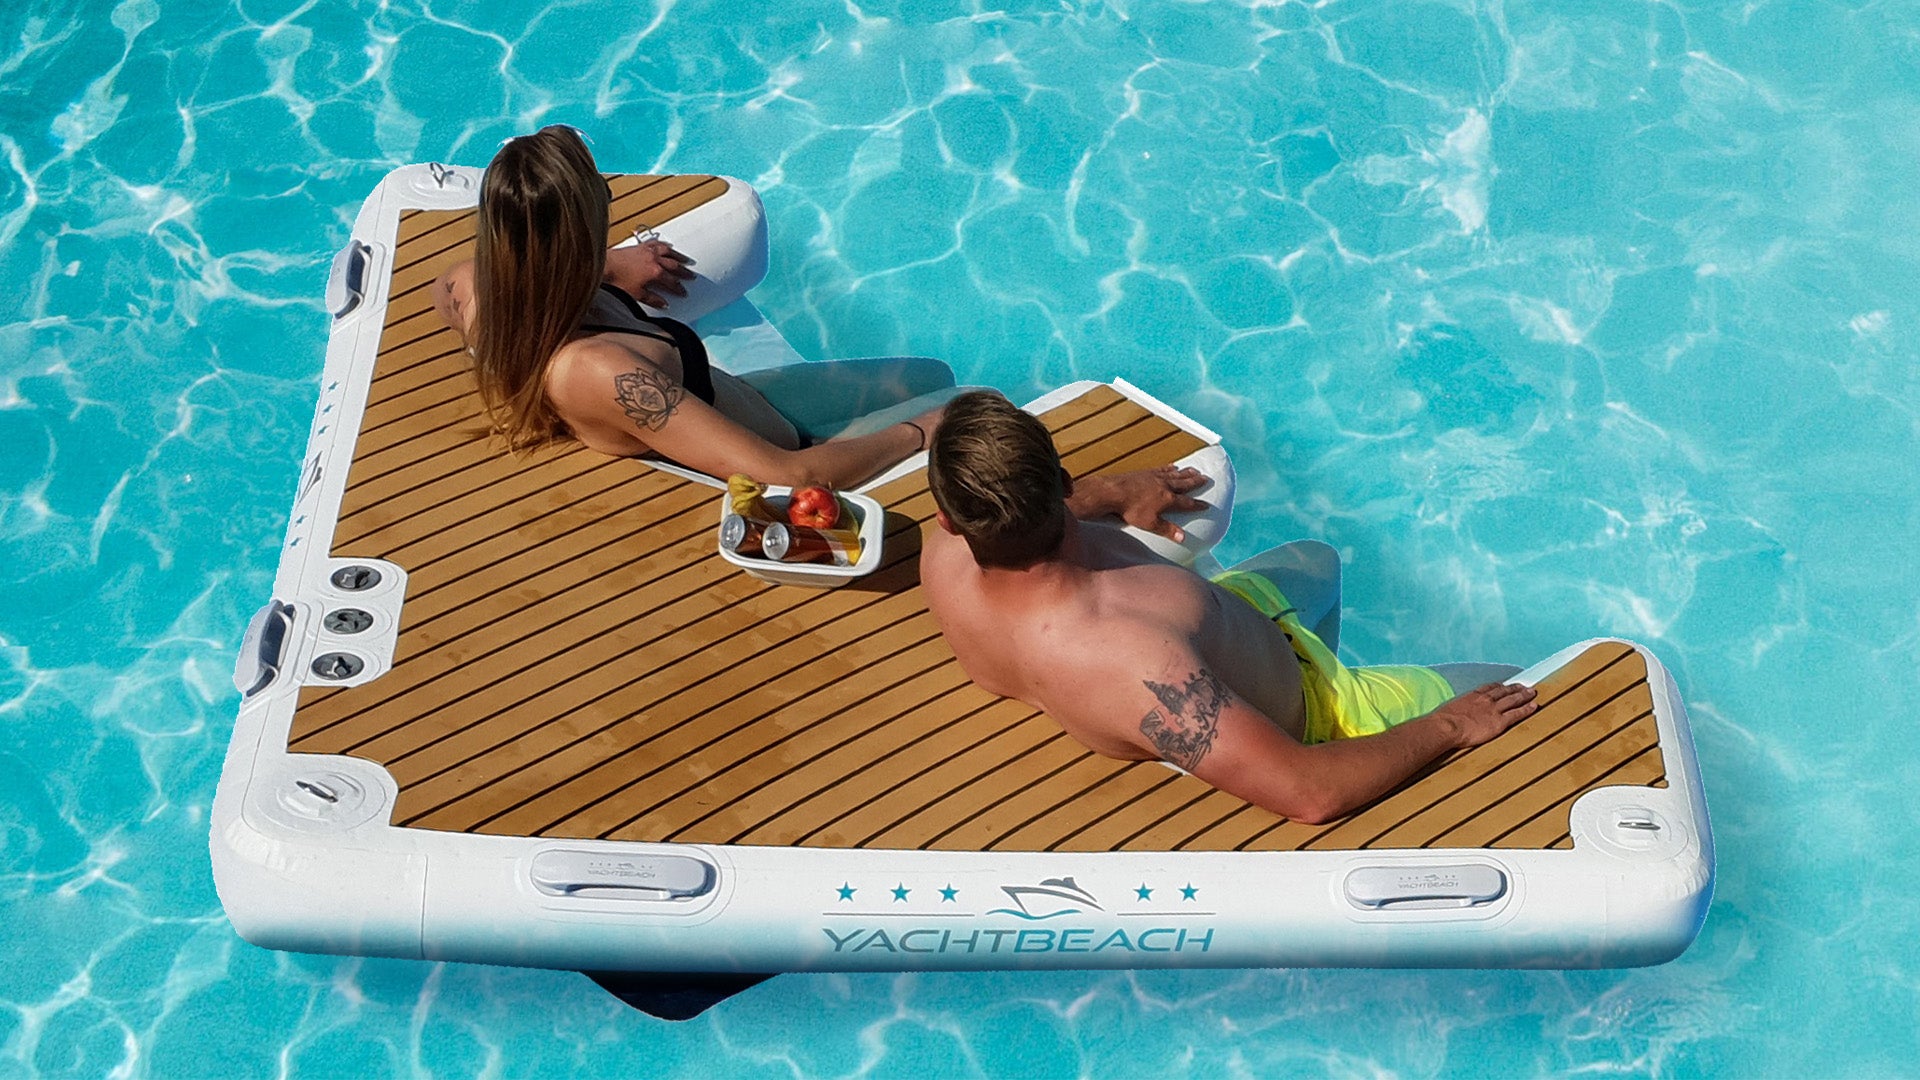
1048,638,1536,824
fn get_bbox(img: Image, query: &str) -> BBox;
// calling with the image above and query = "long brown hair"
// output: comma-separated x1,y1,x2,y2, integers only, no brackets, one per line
471,126,608,450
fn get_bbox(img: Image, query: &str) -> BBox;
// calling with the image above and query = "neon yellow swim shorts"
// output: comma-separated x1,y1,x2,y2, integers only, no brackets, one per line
1211,569,1454,745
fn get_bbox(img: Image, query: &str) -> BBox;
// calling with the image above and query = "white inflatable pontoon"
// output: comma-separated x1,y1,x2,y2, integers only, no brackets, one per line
212,166,1713,1009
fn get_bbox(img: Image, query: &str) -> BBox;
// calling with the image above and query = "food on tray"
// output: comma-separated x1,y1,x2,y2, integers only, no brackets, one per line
719,513,772,557
773,523,862,566
720,477,867,568
727,473,776,521
786,484,840,529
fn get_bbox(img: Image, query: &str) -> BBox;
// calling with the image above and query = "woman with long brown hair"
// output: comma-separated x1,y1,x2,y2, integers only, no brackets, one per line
432,125,939,487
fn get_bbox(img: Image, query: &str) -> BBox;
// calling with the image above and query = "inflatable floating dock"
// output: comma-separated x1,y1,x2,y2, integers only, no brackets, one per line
213,166,1713,988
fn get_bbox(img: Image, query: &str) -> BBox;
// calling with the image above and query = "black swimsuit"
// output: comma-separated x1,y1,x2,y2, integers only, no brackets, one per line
577,282,716,405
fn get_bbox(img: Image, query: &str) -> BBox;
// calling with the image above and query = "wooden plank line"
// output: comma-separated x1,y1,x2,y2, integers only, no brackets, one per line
343,423,486,489
1384,691,1654,849
1199,644,1636,852
389,472,904,651
358,367,472,437
1428,709,1658,849
1126,794,1254,853
393,475,712,625
386,572,935,809
359,339,468,402
296,498,714,746
559,638,965,839
711,688,1008,846
661,675,982,844
851,412,1192,538
316,558,791,758
393,467,686,586
737,696,1032,847
395,207,472,251
1059,772,1221,849
915,737,1101,851
874,732,1081,849
371,324,464,378
1175,803,1288,853
352,389,490,461
340,455,628,556
335,442,596,537
610,176,729,234
787,704,1049,849
391,227,471,276
957,755,1141,852
428,612,944,835
1490,738,1666,850
369,329,465,383
585,646,970,841
387,236,476,304
845,389,1137,514
840,726,1064,848
998,765,1186,853
334,447,534,534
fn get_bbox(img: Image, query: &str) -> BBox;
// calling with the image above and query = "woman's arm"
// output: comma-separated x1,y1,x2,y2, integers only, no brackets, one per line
553,341,935,488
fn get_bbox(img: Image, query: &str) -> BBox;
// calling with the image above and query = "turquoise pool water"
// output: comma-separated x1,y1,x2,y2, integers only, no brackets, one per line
4,0,1917,1074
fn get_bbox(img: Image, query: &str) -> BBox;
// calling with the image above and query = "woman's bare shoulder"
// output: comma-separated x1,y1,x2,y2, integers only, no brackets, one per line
547,335,653,400
545,338,665,454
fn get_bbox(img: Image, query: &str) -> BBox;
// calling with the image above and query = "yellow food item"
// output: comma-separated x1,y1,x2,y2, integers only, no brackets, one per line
727,473,775,521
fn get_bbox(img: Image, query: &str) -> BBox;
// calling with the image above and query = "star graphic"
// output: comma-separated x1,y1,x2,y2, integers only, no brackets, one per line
892,884,911,902
836,883,855,901
939,885,959,902
1135,884,1153,900
1180,883,1199,901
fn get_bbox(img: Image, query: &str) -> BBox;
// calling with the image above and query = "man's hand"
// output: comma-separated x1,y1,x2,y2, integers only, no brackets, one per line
1429,682,1539,748
1067,465,1210,543
606,239,696,308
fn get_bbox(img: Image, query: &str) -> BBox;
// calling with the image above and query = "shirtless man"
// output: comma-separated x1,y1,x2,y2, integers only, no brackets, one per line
919,391,1540,825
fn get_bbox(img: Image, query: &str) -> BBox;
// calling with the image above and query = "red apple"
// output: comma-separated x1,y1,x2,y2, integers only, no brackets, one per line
787,485,840,529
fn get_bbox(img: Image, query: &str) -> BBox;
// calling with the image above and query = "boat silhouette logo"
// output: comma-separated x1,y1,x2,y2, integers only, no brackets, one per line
986,877,1105,920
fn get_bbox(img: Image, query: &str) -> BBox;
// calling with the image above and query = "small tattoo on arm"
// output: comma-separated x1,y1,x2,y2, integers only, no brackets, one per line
613,365,684,431
1138,668,1230,771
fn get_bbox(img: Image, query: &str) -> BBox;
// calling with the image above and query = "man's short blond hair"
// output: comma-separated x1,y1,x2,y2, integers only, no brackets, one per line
927,390,1069,568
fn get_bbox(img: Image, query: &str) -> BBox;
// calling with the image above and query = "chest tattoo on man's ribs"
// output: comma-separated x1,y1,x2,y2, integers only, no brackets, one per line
1138,668,1230,772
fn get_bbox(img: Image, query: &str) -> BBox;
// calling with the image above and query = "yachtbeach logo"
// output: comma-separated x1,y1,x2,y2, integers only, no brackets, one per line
987,876,1102,920
821,875,1216,958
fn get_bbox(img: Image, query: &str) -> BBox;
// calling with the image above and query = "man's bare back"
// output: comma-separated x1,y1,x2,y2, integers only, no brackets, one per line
923,520,1312,756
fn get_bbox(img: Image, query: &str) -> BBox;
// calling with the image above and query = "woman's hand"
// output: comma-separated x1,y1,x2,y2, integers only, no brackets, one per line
605,239,695,308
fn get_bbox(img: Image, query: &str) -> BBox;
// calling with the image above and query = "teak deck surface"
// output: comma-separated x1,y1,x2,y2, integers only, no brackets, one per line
290,174,1667,853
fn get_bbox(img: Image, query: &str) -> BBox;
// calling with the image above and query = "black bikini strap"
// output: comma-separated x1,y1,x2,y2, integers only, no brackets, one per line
577,321,676,344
